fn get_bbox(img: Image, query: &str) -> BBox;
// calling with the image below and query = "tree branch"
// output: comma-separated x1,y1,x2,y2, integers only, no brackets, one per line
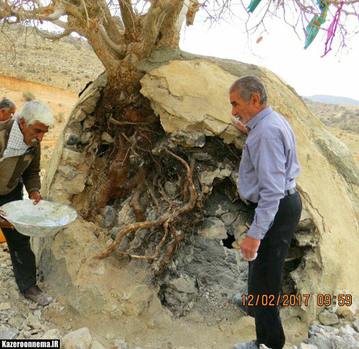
119,0,137,36
99,24,127,56
35,27,73,40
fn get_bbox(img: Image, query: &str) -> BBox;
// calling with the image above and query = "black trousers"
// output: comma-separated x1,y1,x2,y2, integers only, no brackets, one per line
247,191,302,349
0,182,36,293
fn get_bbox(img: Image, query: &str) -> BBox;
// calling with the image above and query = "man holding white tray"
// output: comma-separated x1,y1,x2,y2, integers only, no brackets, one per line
0,100,54,306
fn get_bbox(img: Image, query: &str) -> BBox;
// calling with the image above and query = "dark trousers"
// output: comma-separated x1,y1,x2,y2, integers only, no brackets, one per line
0,182,36,293
248,192,302,349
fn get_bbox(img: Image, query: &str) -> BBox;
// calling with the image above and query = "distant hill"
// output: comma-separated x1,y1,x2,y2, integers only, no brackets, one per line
0,23,104,93
304,98,359,134
305,95,359,107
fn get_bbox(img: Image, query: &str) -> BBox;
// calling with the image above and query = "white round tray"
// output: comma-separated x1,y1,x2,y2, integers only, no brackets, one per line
0,200,77,237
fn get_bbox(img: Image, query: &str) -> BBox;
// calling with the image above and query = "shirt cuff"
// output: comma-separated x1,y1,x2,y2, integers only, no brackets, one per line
28,188,40,194
247,224,267,240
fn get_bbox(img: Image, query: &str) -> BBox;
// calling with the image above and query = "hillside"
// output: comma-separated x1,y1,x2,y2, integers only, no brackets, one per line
0,24,104,93
304,98,359,162
306,95,359,106
304,98,359,133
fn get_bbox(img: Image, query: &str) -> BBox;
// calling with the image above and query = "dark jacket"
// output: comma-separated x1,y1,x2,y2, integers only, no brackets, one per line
0,119,41,196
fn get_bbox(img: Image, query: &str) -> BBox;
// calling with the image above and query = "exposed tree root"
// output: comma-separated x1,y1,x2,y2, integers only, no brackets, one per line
96,148,199,261
96,136,130,210
130,182,145,221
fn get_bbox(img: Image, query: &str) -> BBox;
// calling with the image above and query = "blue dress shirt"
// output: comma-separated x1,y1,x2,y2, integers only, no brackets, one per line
239,106,300,239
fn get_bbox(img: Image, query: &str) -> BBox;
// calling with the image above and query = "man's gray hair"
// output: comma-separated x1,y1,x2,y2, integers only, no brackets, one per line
230,76,268,105
16,100,54,127
0,98,16,111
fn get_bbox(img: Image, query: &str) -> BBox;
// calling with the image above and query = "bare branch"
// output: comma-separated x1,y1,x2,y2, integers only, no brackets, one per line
35,27,73,40
81,0,90,28
119,0,137,36
98,0,124,42
99,24,126,56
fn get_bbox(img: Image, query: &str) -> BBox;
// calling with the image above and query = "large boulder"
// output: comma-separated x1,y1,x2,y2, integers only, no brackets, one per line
38,50,359,332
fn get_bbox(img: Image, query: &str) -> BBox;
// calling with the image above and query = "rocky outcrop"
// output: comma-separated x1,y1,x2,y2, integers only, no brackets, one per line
139,55,359,320
37,49,359,344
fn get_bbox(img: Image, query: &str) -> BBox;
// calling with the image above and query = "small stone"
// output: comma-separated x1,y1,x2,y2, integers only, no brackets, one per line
0,303,11,310
198,217,227,240
62,327,92,349
334,290,358,318
170,131,206,148
101,206,117,228
65,133,79,146
164,182,177,197
336,304,358,318
42,329,61,340
221,212,238,226
73,109,87,122
101,132,114,144
319,310,339,326
0,328,19,339
81,92,100,115
8,288,20,300
80,132,94,145
83,116,96,129
62,149,85,167
192,152,212,161
8,316,23,328
65,123,82,146
169,276,196,294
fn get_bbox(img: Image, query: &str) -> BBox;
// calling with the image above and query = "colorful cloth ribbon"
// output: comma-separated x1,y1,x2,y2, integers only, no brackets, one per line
304,0,330,49
247,0,262,13
321,2,344,57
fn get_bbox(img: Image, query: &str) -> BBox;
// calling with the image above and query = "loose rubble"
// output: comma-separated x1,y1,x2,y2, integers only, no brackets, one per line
1,242,359,348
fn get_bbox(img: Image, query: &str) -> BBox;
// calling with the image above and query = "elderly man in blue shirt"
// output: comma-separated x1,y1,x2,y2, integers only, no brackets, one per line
230,76,302,349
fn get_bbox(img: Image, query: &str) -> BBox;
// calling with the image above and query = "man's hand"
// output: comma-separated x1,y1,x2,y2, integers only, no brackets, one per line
0,210,14,229
30,191,42,205
240,235,260,261
232,116,248,135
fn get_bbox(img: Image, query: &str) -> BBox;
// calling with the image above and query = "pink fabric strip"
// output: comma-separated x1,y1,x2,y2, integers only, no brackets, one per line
322,1,344,57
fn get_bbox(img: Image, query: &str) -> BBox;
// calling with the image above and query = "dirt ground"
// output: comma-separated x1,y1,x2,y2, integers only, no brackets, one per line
0,240,307,349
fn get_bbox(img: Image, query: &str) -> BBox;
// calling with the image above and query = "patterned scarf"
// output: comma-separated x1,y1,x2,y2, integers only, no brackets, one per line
0,120,30,163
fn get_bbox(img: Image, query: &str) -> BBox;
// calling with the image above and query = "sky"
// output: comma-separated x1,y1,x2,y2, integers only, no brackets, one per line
179,3,359,101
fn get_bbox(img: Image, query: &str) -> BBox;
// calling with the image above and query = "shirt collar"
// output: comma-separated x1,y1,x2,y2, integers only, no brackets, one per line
8,120,29,151
246,106,272,132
